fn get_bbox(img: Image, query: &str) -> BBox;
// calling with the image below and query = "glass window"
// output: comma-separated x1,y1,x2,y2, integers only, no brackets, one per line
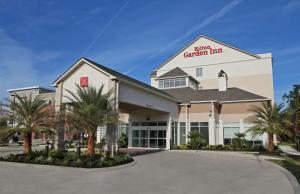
132,122,140,126
196,68,203,77
132,130,139,138
140,139,148,147
171,122,178,147
158,121,167,126
169,79,175,87
175,79,181,87
164,80,170,88
158,139,166,148
180,122,186,145
149,139,157,148
158,80,164,88
132,128,166,148
150,130,157,138
132,139,140,147
177,78,186,86
189,122,209,144
158,130,166,138
141,130,148,138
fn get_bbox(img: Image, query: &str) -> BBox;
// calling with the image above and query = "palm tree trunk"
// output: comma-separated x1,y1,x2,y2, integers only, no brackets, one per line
267,133,274,153
24,132,32,154
87,133,95,156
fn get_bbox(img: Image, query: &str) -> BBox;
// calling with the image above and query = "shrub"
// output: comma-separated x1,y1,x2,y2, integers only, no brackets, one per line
187,131,206,149
0,150,133,168
49,150,66,160
178,144,189,150
232,133,249,150
96,138,107,150
34,156,46,164
118,133,128,148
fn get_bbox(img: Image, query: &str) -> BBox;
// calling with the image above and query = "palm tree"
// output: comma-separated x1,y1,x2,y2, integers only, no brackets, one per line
0,94,55,154
65,84,118,156
247,102,290,153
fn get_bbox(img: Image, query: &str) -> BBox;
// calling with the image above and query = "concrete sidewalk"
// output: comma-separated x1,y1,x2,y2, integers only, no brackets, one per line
279,145,300,156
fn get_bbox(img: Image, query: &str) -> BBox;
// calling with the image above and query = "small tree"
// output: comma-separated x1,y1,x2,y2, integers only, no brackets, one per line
283,84,300,142
187,131,206,150
65,84,118,156
0,94,55,153
247,102,290,153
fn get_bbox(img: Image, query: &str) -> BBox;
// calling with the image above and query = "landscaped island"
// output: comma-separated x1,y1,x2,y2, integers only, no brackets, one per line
0,150,133,168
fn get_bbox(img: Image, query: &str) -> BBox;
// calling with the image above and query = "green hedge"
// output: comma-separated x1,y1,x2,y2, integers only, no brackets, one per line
0,150,133,168
177,144,265,152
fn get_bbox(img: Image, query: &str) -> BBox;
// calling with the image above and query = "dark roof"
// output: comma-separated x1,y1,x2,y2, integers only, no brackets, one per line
158,67,189,78
82,58,175,100
163,87,268,103
150,71,157,77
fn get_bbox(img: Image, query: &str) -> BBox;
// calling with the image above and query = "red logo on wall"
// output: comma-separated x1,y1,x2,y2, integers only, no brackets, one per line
80,77,88,87
183,45,223,58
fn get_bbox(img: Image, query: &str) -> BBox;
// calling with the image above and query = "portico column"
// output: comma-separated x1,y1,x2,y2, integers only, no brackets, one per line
166,115,172,150
128,118,132,147
208,101,216,145
219,120,224,145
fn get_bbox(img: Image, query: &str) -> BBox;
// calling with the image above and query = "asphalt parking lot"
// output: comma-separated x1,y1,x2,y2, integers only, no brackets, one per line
0,150,296,194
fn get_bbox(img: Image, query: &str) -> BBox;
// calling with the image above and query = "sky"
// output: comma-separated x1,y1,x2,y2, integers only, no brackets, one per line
0,0,299,103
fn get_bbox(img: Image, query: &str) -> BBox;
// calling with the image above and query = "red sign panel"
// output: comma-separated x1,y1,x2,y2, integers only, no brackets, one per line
80,77,88,87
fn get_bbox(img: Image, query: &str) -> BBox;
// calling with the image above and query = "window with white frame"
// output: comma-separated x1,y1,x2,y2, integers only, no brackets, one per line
189,79,198,90
158,78,186,89
180,122,186,145
196,68,203,77
190,122,209,143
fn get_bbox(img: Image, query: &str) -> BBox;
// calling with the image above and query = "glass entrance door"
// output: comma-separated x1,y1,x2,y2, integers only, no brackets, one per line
131,121,167,148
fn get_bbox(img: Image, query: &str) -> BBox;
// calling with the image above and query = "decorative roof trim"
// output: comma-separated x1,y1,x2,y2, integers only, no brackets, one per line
7,86,54,92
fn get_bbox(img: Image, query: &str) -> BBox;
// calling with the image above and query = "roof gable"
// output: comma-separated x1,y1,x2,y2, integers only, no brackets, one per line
52,57,176,101
158,67,188,78
155,35,260,72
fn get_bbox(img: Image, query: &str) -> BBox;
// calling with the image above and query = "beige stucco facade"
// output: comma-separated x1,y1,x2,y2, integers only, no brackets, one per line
7,35,274,149
151,35,274,102
52,58,179,150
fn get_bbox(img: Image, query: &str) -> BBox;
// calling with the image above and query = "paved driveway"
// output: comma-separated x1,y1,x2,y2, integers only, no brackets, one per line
0,151,296,194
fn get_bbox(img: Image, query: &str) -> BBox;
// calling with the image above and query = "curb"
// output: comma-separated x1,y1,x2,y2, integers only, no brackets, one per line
264,160,300,194
0,159,137,172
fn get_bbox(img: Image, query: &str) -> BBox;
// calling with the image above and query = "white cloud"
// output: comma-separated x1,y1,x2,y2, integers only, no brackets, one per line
0,29,38,100
0,30,61,100
283,0,300,13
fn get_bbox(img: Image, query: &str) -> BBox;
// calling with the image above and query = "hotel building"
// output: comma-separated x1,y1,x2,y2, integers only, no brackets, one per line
7,35,274,149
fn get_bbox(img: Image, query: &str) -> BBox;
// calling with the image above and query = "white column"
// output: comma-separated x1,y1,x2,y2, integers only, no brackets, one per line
208,118,215,145
128,119,132,147
208,101,216,145
166,115,172,150
177,122,180,145
219,120,224,145
240,119,244,133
